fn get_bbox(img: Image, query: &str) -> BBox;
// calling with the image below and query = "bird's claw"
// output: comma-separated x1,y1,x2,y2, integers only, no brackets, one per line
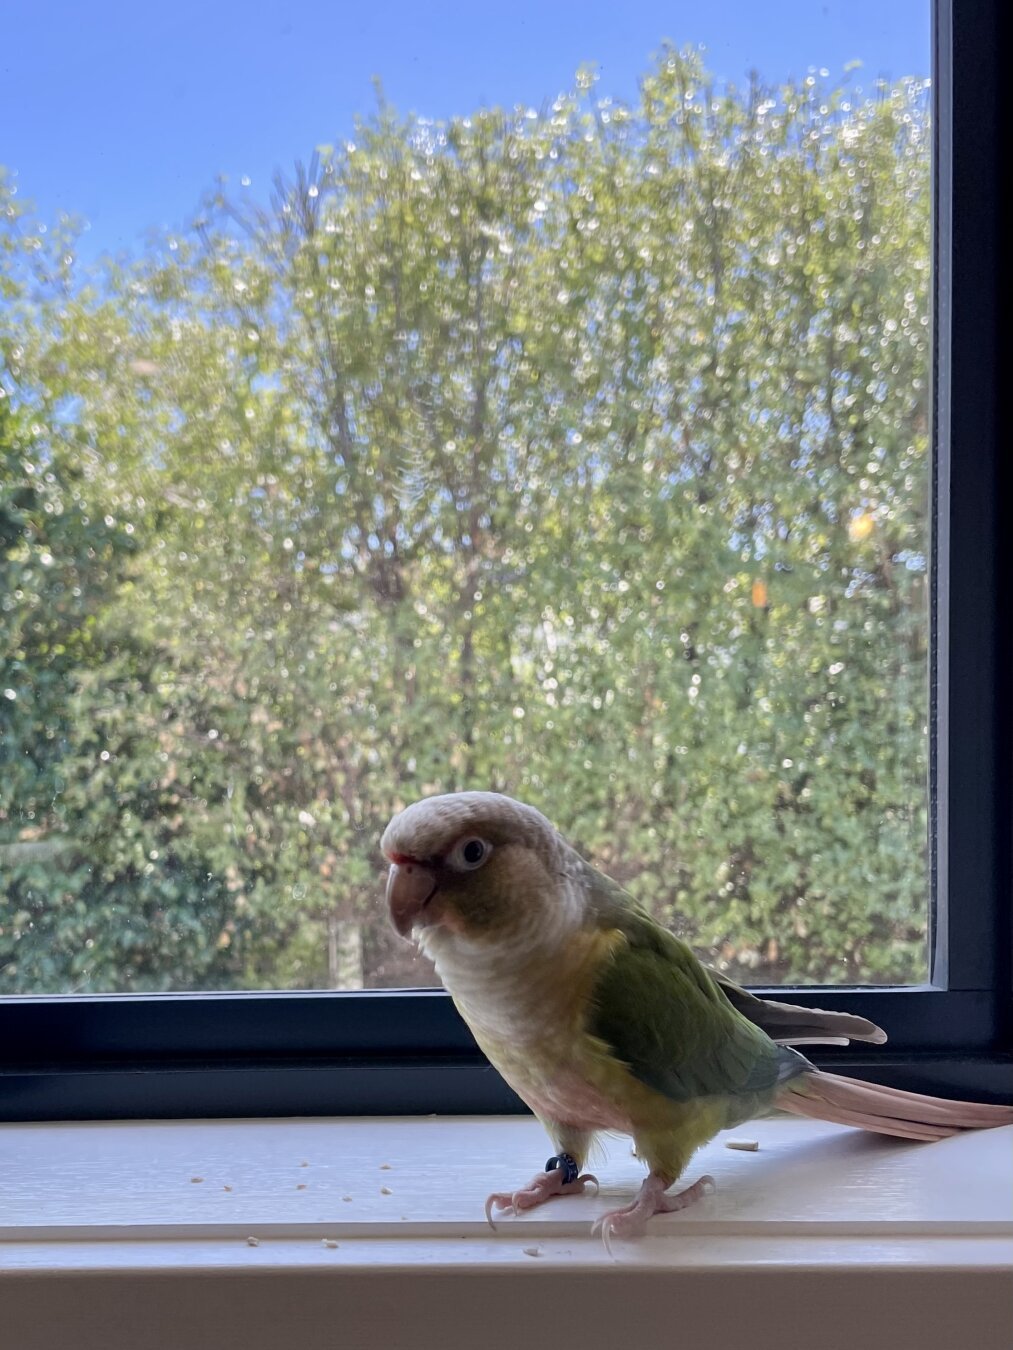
590,1211,620,1259
592,1173,716,1255
484,1169,599,1229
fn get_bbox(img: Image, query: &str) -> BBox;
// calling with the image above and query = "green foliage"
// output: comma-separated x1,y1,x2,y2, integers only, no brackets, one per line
0,52,931,991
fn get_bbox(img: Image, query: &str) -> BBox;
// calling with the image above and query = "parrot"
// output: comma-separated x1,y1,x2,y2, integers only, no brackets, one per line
381,790,1013,1246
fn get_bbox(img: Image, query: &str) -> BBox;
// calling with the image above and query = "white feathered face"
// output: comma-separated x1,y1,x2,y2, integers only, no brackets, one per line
379,792,562,942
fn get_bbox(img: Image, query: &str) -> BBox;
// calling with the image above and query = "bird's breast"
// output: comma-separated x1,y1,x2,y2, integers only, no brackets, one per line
431,926,639,1132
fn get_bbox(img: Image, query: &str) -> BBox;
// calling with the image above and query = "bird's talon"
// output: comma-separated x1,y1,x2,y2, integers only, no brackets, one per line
591,1214,617,1258
484,1191,518,1229
485,1164,597,1228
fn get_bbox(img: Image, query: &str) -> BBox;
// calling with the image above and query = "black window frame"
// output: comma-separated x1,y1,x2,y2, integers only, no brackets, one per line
1,0,1009,1122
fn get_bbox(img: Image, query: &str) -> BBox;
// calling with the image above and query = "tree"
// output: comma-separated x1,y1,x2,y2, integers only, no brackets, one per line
0,51,931,992
0,178,243,991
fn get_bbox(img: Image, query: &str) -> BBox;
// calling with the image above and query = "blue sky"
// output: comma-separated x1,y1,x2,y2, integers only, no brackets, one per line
3,0,929,261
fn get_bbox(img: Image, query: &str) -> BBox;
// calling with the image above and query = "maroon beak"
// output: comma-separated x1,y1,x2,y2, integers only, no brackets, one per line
386,861,438,938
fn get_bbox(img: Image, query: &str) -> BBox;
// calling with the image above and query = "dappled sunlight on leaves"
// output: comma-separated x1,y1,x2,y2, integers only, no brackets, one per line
0,53,930,992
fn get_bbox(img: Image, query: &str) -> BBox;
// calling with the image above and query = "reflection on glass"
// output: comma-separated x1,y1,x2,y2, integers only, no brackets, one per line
1,9,930,993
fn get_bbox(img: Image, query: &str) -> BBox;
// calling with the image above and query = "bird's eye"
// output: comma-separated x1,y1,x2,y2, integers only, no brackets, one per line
447,836,491,871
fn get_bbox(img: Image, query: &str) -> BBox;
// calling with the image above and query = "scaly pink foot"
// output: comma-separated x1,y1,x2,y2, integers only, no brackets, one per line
592,1172,715,1254
485,1167,599,1227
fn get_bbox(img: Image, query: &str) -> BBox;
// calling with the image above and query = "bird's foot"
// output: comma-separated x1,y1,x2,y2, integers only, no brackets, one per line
485,1153,599,1228
591,1172,715,1255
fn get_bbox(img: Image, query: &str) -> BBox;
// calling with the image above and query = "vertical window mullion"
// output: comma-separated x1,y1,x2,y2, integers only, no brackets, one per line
933,0,1006,1011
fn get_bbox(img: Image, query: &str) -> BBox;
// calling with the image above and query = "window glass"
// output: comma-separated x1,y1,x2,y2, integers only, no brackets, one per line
0,1,930,993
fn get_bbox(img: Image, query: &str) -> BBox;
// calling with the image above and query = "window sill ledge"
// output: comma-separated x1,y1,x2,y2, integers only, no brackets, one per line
2,1114,1010,1350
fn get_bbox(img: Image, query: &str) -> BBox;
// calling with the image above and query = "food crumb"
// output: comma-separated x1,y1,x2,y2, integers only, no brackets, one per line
296,1183,308,1190
299,1161,309,1168
246,1236,260,1247
190,1176,204,1184
380,1186,393,1195
321,1238,339,1249
342,1195,353,1202
522,1246,543,1258
725,1139,759,1151
379,1163,392,1170
223,1185,233,1192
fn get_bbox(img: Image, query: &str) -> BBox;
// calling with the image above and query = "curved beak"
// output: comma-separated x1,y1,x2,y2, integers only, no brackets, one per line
385,861,439,938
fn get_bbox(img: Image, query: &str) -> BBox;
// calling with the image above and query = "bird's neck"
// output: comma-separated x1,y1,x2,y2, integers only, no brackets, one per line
423,906,598,1048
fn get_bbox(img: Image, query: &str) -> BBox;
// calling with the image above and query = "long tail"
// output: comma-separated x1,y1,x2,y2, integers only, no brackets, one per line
778,1070,1013,1141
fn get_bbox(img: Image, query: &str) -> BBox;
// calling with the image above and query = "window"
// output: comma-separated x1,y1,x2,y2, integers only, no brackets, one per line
0,0,1007,1119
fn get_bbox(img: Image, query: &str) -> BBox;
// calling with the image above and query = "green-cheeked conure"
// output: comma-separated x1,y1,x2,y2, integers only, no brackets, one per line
381,792,1013,1244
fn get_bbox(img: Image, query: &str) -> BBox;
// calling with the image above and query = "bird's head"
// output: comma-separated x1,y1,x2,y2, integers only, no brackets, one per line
380,791,568,947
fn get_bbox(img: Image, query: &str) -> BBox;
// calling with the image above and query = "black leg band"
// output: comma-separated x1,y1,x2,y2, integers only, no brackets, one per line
545,1152,580,1186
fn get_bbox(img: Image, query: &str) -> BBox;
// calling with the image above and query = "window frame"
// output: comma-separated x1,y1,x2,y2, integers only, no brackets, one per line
1,0,1008,1122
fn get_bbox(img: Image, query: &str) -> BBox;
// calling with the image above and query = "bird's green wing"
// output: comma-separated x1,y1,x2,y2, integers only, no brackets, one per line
577,851,884,1048
578,860,805,1106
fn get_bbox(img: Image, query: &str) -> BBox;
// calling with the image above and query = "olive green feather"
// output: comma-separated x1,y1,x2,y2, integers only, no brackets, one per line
576,857,809,1121
587,906,808,1117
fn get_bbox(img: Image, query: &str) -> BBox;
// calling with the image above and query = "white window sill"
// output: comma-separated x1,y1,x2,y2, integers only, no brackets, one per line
2,1114,1011,1350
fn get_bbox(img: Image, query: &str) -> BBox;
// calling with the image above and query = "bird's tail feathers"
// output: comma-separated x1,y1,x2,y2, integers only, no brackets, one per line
778,1070,1013,1141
